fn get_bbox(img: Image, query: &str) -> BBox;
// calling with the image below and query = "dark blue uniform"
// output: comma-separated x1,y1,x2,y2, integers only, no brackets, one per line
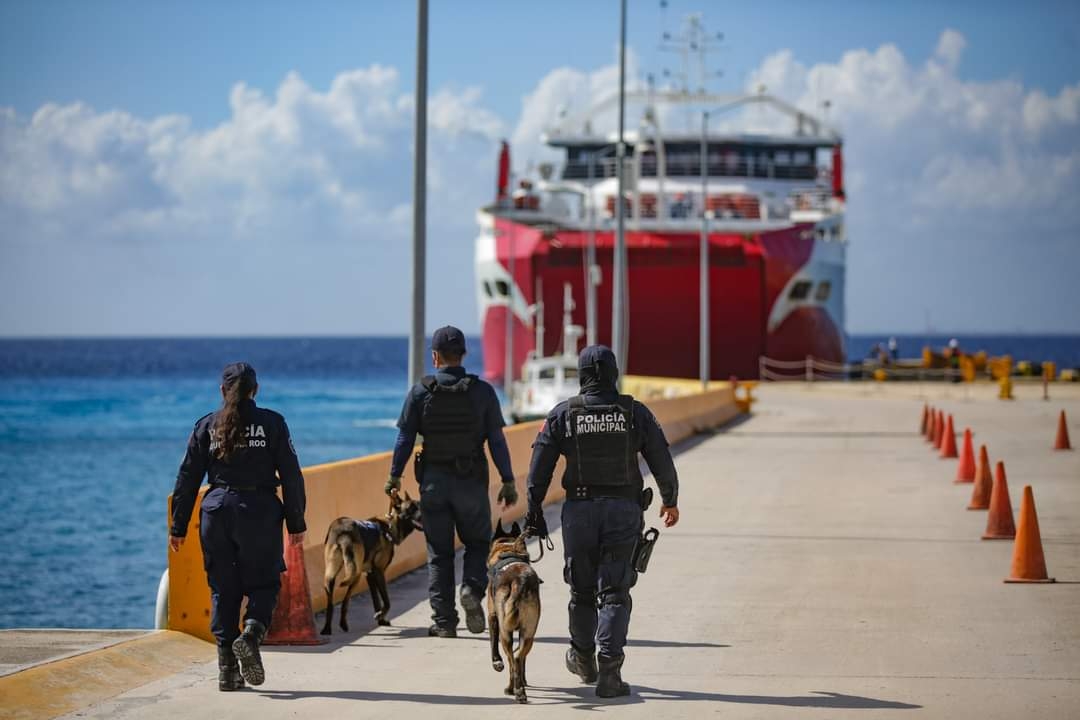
391,365,514,631
171,399,307,648
526,347,677,666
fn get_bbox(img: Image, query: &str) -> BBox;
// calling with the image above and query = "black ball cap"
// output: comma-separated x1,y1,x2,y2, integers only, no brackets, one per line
431,326,467,355
222,362,257,386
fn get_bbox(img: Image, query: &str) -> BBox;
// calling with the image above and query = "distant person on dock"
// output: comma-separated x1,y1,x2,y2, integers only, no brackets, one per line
385,325,517,638
169,362,307,692
524,344,680,698
888,337,899,361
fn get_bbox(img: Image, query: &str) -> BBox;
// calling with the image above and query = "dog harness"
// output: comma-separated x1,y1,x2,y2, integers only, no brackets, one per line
487,551,532,582
352,519,392,556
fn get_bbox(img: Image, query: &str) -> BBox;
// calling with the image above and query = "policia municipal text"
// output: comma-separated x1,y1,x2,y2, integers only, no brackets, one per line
525,345,679,698
386,326,517,638
170,363,307,691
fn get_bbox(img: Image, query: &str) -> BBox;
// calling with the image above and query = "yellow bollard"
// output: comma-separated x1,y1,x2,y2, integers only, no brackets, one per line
873,368,888,382
1042,361,1057,382
998,374,1014,400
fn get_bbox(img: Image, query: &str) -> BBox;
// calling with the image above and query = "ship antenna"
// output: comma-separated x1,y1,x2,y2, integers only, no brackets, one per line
658,10,724,97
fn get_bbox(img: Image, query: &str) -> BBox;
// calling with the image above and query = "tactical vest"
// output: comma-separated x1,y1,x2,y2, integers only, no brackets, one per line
419,374,482,464
568,394,634,491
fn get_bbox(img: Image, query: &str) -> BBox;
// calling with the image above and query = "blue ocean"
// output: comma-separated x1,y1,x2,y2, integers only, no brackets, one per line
1,334,1078,630
0,338,486,630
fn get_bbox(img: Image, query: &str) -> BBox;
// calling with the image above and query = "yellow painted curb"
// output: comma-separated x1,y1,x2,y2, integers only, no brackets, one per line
0,631,213,720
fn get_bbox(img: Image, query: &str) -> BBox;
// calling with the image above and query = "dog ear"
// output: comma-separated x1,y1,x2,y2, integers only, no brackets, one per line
403,490,412,502
493,519,505,538
511,521,521,536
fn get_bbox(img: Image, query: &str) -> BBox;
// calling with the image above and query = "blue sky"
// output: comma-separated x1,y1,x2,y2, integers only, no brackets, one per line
1,0,1079,336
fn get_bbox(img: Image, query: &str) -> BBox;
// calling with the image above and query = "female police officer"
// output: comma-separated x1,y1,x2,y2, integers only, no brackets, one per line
524,345,679,698
169,362,307,691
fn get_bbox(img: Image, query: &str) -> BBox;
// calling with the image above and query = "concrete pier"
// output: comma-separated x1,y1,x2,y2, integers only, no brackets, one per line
7,381,1079,719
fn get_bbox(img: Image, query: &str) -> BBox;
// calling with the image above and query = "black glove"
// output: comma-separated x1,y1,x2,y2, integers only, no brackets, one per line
525,508,548,539
497,481,519,507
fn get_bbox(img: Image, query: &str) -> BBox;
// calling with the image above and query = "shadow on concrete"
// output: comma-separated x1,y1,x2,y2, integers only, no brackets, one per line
632,687,921,709
257,686,920,710
531,635,729,649
259,689,516,705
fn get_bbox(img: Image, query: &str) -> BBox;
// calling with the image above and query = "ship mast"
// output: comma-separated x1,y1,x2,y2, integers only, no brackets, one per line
611,0,628,383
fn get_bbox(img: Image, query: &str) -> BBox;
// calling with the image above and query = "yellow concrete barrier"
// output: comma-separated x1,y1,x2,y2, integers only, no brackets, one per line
167,382,737,642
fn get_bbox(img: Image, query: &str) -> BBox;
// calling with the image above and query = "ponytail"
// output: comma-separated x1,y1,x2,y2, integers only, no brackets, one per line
213,373,256,461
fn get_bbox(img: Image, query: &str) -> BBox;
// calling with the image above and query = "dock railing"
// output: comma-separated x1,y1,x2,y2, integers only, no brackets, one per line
759,355,964,382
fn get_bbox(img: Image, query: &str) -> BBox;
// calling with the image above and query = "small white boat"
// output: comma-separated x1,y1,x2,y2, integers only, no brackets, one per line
510,284,583,422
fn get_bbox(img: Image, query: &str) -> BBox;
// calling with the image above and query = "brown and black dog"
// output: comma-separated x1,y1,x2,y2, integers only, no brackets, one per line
321,492,423,635
487,520,542,703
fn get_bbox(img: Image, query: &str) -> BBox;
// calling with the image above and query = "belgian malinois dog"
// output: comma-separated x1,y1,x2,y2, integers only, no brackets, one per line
321,492,423,635
487,520,542,703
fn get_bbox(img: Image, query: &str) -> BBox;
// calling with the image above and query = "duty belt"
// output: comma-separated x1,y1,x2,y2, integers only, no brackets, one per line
565,484,640,501
209,483,275,493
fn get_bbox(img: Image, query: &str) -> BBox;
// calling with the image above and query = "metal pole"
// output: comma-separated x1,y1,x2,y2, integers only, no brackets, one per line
699,111,710,391
612,0,628,379
586,153,597,347
505,225,515,398
408,0,428,386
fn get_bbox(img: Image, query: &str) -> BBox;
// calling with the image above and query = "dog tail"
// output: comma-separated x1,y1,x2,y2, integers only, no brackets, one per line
340,537,358,581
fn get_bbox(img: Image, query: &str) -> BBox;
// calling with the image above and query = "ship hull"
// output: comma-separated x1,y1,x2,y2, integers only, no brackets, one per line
476,213,845,382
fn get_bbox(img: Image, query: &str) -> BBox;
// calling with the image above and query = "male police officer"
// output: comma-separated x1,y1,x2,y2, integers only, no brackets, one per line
525,345,679,698
386,326,517,637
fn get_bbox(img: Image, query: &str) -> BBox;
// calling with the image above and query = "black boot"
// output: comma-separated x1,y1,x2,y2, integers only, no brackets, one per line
217,645,245,691
565,646,598,684
231,619,267,686
596,655,630,698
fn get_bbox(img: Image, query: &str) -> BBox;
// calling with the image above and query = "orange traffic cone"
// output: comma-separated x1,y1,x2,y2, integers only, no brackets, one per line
1004,485,1055,583
967,445,993,510
925,407,936,443
954,429,975,483
940,415,958,459
920,404,929,436
934,410,946,450
982,461,1016,540
1054,410,1071,450
263,537,326,646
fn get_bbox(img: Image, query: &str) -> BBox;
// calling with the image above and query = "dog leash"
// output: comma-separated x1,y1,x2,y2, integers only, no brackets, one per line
521,529,555,563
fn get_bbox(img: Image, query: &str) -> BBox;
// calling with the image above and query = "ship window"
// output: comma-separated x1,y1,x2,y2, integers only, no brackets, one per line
483,281,493,298
815,281,832,302
494,280,510,298
539,367,556,380
564,367,578,380
789,280,813,301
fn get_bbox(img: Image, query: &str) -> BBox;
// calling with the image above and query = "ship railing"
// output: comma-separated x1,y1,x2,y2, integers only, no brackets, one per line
561,157,825,181
759,355,965,383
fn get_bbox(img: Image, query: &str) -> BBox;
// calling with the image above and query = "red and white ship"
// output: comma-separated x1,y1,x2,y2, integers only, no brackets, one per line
476,85,846,385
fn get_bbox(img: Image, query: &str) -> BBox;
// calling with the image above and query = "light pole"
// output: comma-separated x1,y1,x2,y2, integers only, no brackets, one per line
585,152,598,347
504,223,515,399
699,111,710,390
612,0,628,382
408,0,428,386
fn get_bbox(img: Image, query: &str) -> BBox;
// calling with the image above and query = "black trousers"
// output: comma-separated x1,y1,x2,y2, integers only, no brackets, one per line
418,466,492,629
561,497,642,659
199,487,285,647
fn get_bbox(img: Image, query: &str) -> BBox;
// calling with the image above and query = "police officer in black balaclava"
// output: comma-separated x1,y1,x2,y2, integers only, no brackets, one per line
525,345,679,698
386,326,517,638
170,362,307,691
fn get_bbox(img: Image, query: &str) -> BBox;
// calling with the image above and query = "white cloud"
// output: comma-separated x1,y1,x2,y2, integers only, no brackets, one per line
0,66,506,335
